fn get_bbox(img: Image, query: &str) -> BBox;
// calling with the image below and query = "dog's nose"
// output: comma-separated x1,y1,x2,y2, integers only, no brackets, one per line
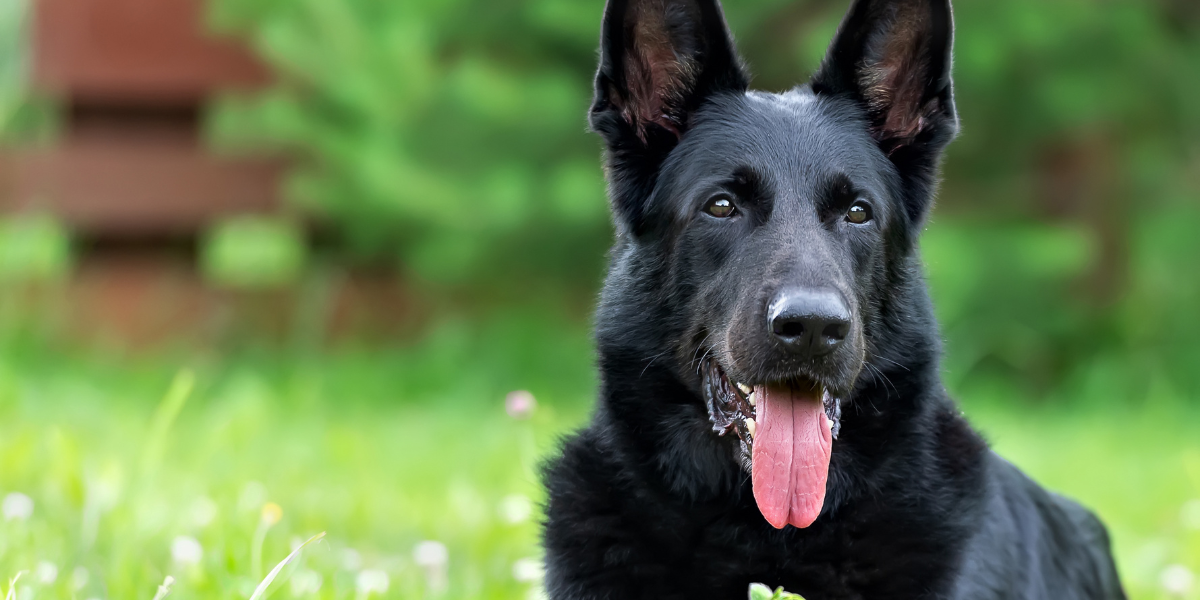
768,288,851,357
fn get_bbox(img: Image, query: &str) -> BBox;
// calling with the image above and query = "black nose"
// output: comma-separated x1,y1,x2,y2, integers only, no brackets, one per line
768,288,851,357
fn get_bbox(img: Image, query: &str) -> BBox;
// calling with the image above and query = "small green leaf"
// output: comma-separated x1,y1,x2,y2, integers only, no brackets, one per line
748,583,774,600
748,583,807,600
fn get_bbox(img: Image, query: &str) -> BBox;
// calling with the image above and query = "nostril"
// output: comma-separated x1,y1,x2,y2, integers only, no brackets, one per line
822,322,849,342
774,320,805,338
768,287,852,356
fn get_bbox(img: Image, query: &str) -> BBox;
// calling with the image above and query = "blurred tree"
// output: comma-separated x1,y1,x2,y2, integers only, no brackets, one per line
207,0,614,285
168,0,1200,401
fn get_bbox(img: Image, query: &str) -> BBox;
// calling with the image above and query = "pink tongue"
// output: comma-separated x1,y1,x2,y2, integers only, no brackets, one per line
751,383,833,529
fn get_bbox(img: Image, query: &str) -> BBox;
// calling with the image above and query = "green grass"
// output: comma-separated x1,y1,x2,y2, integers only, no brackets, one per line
1,345,1198,600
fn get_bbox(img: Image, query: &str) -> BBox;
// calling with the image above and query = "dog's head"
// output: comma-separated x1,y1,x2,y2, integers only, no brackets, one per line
591,0,957,528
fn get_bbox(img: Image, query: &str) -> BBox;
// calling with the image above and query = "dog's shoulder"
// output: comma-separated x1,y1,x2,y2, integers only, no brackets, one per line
950,454,1127,599
543,421,631,519
542,421,704,599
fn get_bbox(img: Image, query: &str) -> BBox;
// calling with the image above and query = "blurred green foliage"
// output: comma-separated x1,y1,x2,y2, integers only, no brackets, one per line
201,217,308,289
0,0,55,142
0,214,71,282
0,0,25,131
202,0,1200,404
0,0,1195,404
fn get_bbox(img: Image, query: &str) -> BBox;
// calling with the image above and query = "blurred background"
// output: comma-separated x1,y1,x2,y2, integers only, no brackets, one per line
0,0,1198,598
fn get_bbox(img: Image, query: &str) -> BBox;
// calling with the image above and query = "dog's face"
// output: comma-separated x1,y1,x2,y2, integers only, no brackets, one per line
591,0,957,528
665,92,893,400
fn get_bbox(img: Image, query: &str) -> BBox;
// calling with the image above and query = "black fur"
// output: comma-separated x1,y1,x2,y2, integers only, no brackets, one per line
542,0,1126,598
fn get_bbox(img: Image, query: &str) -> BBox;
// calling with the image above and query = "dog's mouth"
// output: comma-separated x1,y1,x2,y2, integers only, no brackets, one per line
703,359,841,530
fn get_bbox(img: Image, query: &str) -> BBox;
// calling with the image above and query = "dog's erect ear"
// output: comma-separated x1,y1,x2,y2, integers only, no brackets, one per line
592,0,747,145
591,0,748,231
812,0,957,220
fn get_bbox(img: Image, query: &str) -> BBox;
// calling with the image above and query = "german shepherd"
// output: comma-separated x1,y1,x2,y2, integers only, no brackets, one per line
542,0,1126,598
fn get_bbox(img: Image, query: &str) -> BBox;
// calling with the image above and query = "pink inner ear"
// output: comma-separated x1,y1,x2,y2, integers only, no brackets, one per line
618,3,697,141
858,5,938,148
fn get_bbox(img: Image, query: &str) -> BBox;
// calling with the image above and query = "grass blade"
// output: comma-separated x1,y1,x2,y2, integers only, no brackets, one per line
5,571,26,600
249,531,326,600
141,370,196,476
151,575,175,600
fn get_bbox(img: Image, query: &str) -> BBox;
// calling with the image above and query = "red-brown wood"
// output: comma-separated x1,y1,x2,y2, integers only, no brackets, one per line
4,0,287,238
33,0,269,104
0,137,284,237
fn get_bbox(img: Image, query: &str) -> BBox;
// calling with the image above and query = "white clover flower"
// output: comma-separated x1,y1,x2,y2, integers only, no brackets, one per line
34,561,58,585
187,496,219,529
512,558,544,583
289,569,323,596
413,540,448,569
171,535,204,565
1180,499,1200,530
71,567,90,591
237,481,267,513
498,495,533,524
1161,564,1195,597
505,390,537,420
2,492,34,521
413,540,449,593
341,548,364,571
355,569,389,596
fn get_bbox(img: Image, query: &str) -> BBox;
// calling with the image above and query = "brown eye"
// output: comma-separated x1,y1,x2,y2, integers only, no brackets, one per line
846,201,872,224
704,196,736,218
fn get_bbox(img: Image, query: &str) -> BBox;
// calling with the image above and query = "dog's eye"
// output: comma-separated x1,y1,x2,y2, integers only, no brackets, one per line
846,201,873,225
704,195,737,218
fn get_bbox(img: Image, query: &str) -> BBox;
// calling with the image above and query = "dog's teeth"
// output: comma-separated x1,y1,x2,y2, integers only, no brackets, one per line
736,382,752,395
748,392,756,406
745,418,756,437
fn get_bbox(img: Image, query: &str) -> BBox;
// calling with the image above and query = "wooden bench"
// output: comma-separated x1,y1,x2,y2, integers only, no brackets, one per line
1,0,284,240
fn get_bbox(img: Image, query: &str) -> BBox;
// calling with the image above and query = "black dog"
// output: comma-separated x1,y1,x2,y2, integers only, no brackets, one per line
542,0,1126,598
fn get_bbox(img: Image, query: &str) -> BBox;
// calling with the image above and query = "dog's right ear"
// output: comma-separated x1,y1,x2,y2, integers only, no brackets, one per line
591,0,748,231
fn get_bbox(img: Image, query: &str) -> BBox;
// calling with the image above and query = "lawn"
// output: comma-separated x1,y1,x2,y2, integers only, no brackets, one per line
1,331,1198,600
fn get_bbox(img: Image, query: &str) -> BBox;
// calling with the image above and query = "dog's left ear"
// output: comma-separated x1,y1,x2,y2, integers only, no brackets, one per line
591,0,749,232
812,0,957,222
